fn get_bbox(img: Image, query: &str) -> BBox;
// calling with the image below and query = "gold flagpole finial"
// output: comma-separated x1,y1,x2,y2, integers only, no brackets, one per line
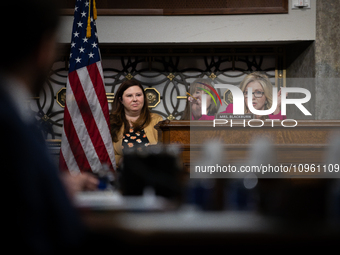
93,0,97,20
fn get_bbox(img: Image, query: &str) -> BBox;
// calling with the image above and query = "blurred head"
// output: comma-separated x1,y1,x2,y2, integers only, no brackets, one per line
1,0,60,94
188,78,219,119
239,72,273,113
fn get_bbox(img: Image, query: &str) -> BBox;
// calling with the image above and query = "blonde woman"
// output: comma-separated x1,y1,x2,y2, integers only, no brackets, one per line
181,78,220,120
222,72,286,120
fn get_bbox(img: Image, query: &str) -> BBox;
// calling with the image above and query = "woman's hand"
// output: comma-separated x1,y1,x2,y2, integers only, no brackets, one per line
189,96,202,120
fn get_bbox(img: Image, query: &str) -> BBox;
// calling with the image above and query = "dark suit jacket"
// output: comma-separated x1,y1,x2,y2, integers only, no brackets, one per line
0,78,85,254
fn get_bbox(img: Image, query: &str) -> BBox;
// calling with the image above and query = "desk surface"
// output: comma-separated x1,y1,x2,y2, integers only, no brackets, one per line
76,191,340,247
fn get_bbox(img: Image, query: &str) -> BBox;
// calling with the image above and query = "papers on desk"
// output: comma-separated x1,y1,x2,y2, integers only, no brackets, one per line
74,189,173,212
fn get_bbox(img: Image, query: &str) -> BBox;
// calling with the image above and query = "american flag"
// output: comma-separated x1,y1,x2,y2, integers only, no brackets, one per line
59,0,115,174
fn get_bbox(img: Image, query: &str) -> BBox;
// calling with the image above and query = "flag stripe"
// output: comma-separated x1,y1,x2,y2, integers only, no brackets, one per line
59,145,68,171
68,69,112,172
87,62,110,127
60,126,81,174
65,74,102,172
63,105,92,172
59,142,80,175
85,63,115,168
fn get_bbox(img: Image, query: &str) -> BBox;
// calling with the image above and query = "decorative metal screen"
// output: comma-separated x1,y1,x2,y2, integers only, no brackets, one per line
28,45,286,158
30,47,284,146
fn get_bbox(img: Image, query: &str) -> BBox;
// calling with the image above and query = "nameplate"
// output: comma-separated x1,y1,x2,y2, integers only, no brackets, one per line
215,113,254,119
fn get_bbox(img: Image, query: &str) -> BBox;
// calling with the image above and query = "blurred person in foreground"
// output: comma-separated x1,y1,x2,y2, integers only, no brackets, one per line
110,79,163,170
1,1,105,254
